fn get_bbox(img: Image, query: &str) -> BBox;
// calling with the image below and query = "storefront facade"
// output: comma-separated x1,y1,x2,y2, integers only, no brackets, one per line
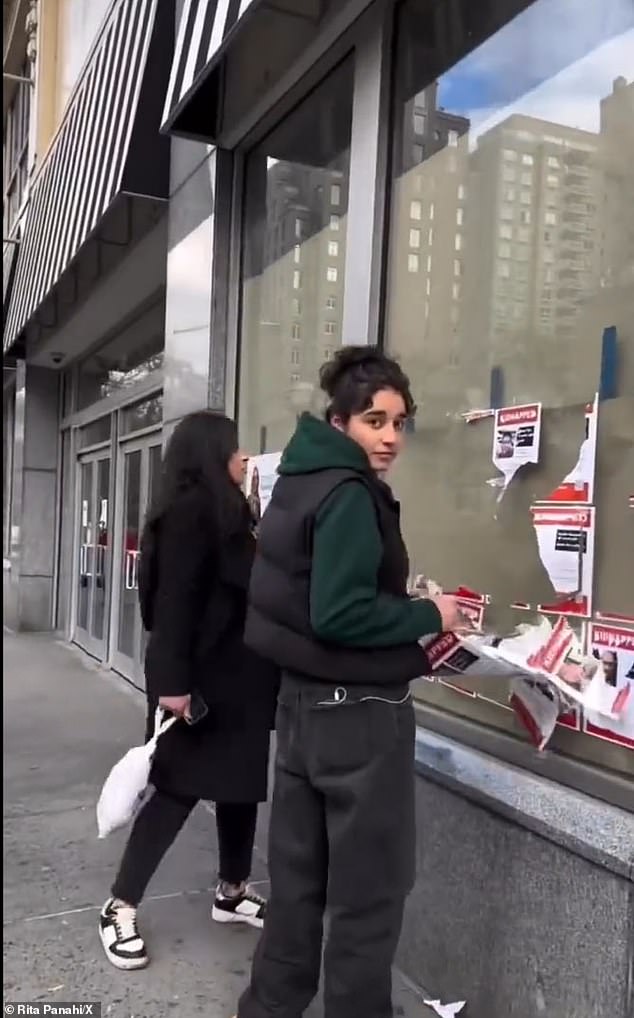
4,0,633,1013
160,1,634,1012
3,0,171,682
159,0,634,785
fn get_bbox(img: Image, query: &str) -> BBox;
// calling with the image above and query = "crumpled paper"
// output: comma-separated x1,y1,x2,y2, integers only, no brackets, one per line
424,1000,466,1018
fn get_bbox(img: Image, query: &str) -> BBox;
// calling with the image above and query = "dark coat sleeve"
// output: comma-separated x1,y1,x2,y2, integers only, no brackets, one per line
146,494,217,697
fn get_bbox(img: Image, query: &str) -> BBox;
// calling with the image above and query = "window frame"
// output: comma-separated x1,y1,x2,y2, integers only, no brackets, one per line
3,63,31,234
226,3,394,418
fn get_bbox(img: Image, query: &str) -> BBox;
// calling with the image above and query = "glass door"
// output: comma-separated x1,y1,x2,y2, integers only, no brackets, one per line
74,452,111,658
110,437,162,687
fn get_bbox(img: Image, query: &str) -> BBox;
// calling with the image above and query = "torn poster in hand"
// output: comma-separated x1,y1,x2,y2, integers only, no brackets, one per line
491,403,542,501
420,615,628,749
411,577,488,631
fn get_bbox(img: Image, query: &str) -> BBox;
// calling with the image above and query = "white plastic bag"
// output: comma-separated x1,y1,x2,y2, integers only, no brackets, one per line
96,708,177,839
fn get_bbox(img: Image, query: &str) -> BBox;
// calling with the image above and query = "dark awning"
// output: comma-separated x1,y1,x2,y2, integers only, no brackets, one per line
161,0,346,143
3,0,171,355
161,0,260,139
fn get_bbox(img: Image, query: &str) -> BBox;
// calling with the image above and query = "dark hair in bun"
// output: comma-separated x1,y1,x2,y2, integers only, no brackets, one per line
319,346,415,423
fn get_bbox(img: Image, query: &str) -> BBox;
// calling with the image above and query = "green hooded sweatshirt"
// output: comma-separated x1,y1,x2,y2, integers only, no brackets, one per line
279,414,442,647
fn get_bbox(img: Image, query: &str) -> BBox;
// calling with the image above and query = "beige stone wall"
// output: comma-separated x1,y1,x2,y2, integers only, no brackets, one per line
33,0,63,163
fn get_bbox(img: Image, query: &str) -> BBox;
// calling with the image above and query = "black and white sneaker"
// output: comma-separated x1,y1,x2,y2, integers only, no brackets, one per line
99,897,149,970
212,885,266,929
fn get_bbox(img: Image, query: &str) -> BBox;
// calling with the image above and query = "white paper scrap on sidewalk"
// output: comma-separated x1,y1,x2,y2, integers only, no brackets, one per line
424,1000,466,1018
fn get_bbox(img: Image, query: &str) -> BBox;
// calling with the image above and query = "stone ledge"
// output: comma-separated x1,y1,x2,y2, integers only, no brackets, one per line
414,726,634,881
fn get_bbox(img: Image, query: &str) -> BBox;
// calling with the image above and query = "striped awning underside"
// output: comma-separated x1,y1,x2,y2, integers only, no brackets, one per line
3,238,19,321
161,0,257,135
3,0,157,353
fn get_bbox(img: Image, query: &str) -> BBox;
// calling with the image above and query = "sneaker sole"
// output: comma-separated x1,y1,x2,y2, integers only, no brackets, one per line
212,905,264,930
98,925,149,971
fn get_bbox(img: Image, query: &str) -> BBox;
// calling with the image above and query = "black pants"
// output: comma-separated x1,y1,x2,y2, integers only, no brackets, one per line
112,790,258,907
238,674,416,1018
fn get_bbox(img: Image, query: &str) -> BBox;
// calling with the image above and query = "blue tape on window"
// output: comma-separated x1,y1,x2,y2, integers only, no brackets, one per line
599,325,618,401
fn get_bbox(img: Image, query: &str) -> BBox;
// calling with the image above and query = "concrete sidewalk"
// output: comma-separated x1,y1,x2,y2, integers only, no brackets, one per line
3,632,433,1018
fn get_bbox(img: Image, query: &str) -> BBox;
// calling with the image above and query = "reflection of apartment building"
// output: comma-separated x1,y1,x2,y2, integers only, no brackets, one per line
387,85,473,418
464,113,602,403
264,160,347,382
389,79,634,418
401,81,470,172
241,157,349,452
600,77,634,291
599,77,634,399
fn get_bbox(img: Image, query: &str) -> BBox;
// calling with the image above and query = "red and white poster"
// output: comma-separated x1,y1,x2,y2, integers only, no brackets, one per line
531,506,595,617
557,621,585,732
439,587,488,696
422,631,477,696
557,708,580,731
543,395,598,505
584,624,634,749
449,586,489,631
492,403,542,498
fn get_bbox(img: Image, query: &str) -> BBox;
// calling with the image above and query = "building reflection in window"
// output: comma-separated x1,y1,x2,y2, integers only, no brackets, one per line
77,300,165,410
385,0,634,771
239,57,354,454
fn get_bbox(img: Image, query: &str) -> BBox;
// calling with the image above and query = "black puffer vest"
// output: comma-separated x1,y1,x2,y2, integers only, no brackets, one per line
245,468,429,686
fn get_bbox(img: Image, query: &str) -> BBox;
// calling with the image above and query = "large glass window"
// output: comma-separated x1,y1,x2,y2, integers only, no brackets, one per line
238,58,354,454
76,301,165,409
3,66,31,233
385,0,634,775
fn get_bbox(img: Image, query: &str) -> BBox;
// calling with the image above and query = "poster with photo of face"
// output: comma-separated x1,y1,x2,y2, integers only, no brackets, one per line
584,624,634,749
245,452,282,528
492,403,542,497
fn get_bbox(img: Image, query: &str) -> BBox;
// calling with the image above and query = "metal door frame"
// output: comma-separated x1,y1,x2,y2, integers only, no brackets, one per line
108,432,162,687
71,447,113,660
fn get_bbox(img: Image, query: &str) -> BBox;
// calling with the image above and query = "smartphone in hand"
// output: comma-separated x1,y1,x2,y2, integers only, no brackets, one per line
185,691,209,726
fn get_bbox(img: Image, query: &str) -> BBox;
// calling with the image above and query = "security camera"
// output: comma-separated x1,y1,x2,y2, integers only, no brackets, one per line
50,352,64,365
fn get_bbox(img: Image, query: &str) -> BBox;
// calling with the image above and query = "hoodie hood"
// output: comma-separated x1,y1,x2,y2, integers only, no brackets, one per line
279,413,371,476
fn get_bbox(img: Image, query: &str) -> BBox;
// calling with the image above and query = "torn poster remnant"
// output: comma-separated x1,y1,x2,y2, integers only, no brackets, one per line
544,394,598,504
531,505,595,617
460,407,494,424
245,451,282,526
492,403,542,501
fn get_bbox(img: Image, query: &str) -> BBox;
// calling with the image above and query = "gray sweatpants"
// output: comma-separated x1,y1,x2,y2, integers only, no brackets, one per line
238,672,416,1018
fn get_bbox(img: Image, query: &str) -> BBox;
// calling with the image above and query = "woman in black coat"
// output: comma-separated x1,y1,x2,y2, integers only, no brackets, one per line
99,411,279,971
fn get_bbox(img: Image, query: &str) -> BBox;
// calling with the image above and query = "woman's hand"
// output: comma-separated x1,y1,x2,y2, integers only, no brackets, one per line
158,694,191,719
431,595,462,632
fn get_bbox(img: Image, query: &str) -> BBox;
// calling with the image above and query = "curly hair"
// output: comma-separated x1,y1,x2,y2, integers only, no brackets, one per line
319,346,415,423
